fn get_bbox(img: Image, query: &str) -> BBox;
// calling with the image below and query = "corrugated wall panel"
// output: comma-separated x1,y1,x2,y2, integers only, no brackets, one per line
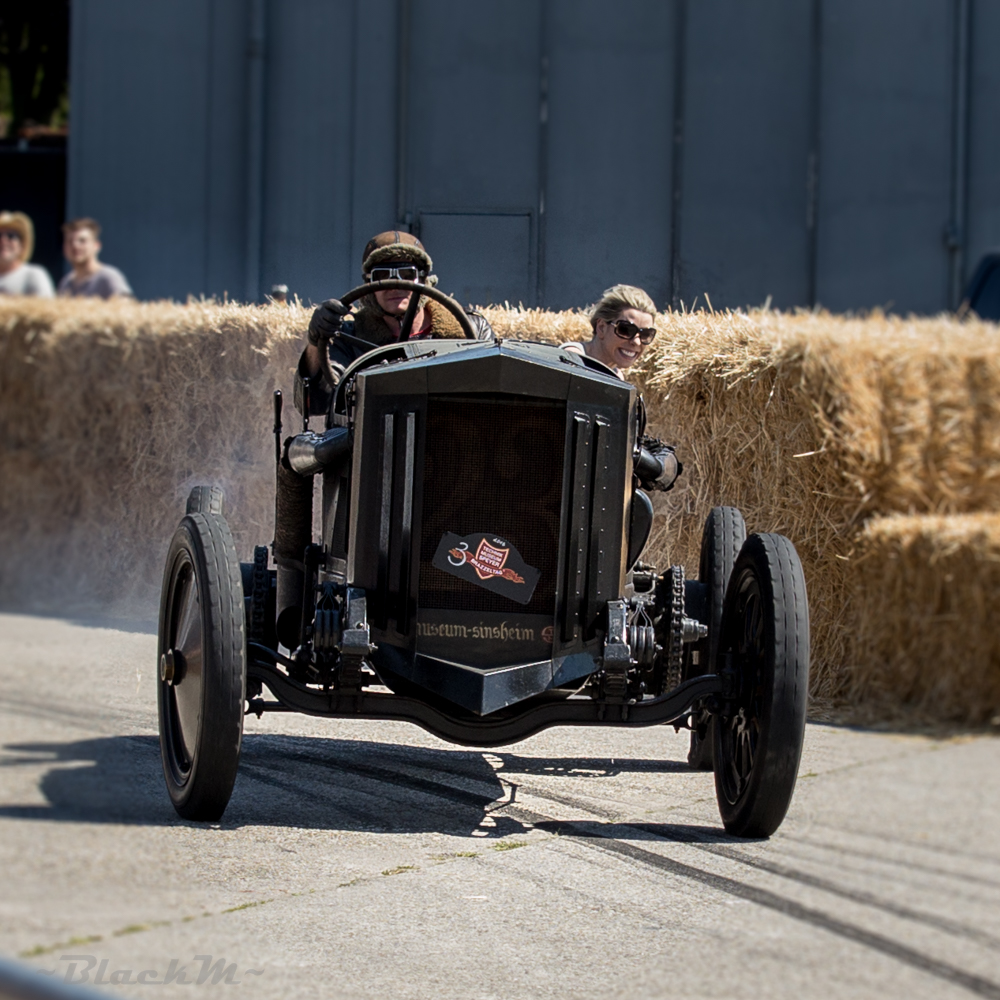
677,0,816,311
405,0,540,213
542,0,676,311
64,0,1000,312
204,0,252,300
348,0,401,286
258,0,355,305
966,0,1000,281
68,0,218,300
404,0,541,306
815,0,954,313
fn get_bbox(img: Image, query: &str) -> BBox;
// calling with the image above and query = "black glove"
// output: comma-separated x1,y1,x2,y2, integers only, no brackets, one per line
307,298,350,347
638,437,683,492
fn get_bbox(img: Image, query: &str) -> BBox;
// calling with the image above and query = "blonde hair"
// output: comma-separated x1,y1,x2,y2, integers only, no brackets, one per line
0,211,35,263
588,284,657,332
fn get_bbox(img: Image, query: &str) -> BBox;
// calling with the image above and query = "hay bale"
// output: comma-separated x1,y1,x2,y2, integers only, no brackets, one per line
846,514,1000,725
2,297,998,723
0,298,305,614
631,308,1000,704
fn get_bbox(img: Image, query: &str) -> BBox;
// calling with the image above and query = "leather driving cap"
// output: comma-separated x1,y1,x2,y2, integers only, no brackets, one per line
361,230,433,276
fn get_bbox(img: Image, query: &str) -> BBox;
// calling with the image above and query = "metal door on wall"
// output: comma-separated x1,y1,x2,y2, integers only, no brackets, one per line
418,212,533,308
398,0,676,311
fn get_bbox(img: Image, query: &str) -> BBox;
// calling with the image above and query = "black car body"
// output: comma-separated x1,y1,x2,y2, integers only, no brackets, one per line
345,338,634,715
158,282,810,836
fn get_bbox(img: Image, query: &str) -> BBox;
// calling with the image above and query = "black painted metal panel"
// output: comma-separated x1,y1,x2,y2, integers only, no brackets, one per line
345,344,632,711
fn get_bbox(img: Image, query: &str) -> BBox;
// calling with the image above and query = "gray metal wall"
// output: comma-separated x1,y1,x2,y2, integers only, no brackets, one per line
68,0,997,313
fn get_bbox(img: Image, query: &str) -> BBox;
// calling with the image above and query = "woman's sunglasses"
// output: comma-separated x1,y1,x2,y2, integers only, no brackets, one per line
610,319,657,345
368,265,424,283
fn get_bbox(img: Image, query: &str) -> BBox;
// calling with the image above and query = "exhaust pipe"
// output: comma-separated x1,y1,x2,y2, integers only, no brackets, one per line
285,427,351,477
273,427,351,649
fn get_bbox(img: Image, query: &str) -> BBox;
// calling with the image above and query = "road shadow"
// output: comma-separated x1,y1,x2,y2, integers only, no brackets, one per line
0,733,695,837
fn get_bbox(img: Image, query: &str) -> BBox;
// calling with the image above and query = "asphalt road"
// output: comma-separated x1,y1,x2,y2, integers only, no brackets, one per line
1,611,999,1000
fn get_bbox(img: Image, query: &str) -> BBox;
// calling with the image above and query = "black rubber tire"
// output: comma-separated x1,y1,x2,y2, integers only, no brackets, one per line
157,512,246,821
713,532,809,838
186,485,225,516
688,506,746,770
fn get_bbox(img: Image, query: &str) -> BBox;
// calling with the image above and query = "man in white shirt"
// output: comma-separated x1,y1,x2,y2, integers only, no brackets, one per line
58,218,133,298
0,211,55,297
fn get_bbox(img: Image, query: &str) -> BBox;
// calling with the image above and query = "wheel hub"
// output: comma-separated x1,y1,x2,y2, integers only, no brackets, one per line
160,648,186,685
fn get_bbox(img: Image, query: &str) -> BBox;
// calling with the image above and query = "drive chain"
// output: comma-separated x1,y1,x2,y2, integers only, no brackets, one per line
663,564,686,693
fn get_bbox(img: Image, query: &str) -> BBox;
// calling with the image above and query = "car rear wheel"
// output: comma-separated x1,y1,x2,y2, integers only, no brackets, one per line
687,506,745,770
713,532,809,838
157,512,246,821
185,484,225,516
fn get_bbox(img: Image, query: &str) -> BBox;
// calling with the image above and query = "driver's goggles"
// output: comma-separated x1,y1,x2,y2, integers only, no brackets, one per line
612,319,657,345
368,265,424,283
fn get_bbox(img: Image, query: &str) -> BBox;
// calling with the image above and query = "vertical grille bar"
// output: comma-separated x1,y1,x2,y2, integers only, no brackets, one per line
376,412,394,627
397,411,417,633
563,412,593,642
585,416,611,630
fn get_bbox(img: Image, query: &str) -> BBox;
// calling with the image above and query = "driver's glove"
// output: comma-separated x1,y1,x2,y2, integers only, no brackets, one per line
639,437,683,492
307,298,350,347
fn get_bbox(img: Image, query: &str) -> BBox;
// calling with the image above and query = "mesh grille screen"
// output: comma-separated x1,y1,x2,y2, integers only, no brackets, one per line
419,395,564,615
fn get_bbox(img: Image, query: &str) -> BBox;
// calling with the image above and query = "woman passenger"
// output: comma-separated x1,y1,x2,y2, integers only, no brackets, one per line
564,283,680,490
562,283,657,377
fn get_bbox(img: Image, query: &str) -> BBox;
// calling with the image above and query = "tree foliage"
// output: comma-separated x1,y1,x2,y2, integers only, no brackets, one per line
0,0,70,134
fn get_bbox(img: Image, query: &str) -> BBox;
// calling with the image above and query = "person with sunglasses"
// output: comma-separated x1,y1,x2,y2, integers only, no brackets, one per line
564,284,680,491
0,211,55,298
562,283,658,376
296,231,493,415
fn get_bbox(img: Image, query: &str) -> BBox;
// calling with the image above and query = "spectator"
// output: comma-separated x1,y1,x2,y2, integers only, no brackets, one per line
58,218,133,298
0,211,55,297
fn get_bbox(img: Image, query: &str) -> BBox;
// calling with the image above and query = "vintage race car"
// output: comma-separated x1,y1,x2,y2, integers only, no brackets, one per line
157,281,809,836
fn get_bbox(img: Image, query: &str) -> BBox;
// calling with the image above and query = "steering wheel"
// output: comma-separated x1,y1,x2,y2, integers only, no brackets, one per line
317,279,484,417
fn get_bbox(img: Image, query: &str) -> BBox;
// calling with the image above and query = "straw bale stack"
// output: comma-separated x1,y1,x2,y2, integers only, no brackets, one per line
1,297,998,723
628,308,1000,708
848,514,1000,725
0,298,305,613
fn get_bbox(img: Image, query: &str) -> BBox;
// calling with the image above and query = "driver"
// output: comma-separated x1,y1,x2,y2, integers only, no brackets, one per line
295,231,493,415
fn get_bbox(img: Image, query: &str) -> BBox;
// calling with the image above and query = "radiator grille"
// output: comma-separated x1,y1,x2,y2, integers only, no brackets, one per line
419,395,564,615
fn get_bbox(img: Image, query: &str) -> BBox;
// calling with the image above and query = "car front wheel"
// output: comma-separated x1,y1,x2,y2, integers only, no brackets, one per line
713,532,809,838
157,512,246,821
